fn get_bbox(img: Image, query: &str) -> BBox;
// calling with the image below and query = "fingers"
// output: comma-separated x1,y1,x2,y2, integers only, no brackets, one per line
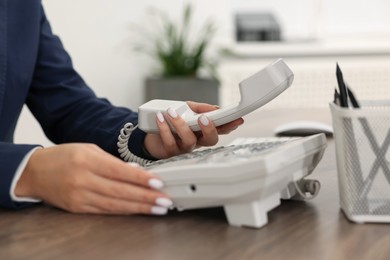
61,159,173,215
156,109,197,156
216,118,244,135
196,114,219,146
69,190,170,215
90,193,170,215
74,147,175,214
187,101,244,135
85,173,172,207
155,106,239,151
186,101,218,113
155,111,181,156
166,108,197,151
152,103,244,156
86,148,163,189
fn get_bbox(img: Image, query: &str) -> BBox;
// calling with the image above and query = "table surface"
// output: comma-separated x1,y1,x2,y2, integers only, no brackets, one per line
1,108,390,260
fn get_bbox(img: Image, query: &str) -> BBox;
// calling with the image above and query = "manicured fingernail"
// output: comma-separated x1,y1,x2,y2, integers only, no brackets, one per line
167,107,178,118
128,162,140,168
151,206,168,215
156,198,173,208
199,115,209,126
148,178,164,189
156,112,165,123
214,105,220,109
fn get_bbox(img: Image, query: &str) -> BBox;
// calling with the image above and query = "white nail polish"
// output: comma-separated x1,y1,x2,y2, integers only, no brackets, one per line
148,178,164,189
156,112,165,123
156,198,173,208
199,115,209,126
128,162,140,168
151,206,168,215
167,108,178,118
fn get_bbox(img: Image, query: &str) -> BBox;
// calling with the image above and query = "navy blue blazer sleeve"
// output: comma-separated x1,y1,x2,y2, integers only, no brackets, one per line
26,7,146,156
0,3,147,209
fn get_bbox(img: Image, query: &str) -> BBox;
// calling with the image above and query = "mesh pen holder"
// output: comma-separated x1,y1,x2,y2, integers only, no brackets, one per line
330,101,390,223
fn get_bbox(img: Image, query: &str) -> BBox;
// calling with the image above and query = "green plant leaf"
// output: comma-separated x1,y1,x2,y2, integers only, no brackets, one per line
131,3,221,79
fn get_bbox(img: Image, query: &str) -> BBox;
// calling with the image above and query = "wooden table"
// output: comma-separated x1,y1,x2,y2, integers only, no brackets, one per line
1,109,390,260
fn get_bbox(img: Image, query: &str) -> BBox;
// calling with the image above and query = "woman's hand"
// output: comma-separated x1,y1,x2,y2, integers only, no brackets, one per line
15,144,172,215
144,101,244,159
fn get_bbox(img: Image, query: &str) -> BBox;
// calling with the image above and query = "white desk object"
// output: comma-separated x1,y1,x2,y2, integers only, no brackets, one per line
147,134,326,228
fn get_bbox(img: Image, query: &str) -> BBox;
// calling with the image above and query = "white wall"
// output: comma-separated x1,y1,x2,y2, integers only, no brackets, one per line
40,0,232,108
14,0,390,146
324,0,390,36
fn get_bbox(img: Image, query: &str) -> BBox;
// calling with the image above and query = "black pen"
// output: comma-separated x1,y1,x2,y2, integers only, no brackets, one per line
334,89,340,106
336,63,349,108
346,86,360,108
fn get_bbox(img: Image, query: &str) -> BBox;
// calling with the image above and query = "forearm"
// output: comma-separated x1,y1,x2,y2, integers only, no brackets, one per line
31,96,146,157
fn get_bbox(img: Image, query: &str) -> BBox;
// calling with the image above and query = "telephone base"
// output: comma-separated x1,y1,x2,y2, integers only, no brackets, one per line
147,135,326,229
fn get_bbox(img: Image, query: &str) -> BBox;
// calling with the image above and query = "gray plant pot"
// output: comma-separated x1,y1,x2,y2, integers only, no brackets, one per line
145,77,219,105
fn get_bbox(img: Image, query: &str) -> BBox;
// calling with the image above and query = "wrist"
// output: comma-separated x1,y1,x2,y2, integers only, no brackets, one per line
14,149,42,199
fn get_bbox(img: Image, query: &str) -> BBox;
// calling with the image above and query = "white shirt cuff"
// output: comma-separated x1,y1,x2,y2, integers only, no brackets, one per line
10,147,42,203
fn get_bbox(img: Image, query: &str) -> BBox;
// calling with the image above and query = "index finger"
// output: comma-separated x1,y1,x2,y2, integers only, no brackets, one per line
186,101,218,113
216,118,244,135
187,101,244,134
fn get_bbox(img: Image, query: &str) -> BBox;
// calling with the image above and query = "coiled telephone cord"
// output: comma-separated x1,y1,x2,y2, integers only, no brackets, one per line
117,122,152,167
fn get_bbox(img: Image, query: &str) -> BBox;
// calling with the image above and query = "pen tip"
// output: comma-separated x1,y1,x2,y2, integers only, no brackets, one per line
336,64,342,75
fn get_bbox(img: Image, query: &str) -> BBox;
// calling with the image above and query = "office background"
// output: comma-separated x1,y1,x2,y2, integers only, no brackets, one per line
15,0,390,146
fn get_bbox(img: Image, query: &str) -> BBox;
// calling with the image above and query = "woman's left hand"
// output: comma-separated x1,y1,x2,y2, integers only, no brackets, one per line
144,101,244,159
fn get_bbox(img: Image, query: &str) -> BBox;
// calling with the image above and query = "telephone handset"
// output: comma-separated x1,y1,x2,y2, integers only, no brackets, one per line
138,59,294,133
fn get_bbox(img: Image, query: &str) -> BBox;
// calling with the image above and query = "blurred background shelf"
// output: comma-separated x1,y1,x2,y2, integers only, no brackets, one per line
230,37,390,58
219,39,390,108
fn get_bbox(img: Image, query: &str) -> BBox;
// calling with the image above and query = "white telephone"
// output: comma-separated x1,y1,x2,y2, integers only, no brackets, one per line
138,58,294,133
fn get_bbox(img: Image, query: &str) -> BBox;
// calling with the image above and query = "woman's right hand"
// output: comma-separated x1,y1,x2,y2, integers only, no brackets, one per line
14,144,172,215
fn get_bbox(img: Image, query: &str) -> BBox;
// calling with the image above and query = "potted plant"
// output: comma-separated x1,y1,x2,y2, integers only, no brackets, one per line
133,3,221,104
